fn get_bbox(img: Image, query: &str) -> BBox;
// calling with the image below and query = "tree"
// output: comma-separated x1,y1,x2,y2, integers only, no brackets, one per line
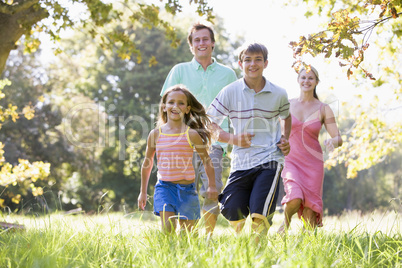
44,14,240,211
288,0,401,80
286,0,402,179
0,77,51,210
0,0,214,214
0,0,214,75
0,47,94,212
323,148,402,214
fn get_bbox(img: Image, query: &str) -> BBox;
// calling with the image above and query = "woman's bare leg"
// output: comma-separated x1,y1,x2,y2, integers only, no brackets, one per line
302,207,317,231
278,198,302,234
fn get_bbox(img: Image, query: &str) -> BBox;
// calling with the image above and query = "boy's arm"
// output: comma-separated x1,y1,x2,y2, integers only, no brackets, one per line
212,123,255,148
138,130,157,210
189,130,218,201
207,87,254,147
281,114,292,140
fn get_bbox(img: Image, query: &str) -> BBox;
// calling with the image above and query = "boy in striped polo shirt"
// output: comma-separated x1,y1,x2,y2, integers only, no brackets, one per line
208,43,292,240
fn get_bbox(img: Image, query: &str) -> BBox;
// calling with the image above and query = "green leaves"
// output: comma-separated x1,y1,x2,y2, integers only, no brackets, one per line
291,9,371,79
0,80,51,207
325,98,402,179
84,0,114,26
290,1,401,80
0,0,215,75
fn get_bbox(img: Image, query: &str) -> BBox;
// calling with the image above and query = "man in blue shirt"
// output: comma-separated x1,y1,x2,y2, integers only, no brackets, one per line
161,22,237,234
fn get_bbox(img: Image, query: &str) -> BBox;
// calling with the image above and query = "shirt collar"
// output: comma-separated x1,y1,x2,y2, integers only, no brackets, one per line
191,57,217,71
242,76,272,93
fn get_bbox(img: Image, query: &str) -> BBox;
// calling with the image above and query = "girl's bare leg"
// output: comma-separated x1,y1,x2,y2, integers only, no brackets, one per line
178,219,197,233
160,211,176,233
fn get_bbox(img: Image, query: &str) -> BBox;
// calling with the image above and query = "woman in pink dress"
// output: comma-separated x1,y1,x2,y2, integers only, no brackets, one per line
278,66,343,233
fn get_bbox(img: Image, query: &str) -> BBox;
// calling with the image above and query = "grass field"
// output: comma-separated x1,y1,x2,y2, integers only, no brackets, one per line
1,209,401,267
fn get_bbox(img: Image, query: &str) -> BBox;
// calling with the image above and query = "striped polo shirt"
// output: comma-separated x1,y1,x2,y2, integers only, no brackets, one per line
207,77,290,171
156,126,195,181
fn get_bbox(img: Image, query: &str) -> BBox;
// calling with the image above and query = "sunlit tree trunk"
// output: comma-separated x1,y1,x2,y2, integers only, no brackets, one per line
0,1,48,74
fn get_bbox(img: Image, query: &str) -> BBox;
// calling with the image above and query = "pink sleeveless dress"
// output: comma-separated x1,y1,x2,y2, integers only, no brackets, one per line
281,107,324,226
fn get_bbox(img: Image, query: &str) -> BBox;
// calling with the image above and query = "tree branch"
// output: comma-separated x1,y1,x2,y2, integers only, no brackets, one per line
20,7,49,27
352,12,402,34
0,0,40,15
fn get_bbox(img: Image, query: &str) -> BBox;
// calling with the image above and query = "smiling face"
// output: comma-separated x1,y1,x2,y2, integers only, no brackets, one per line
163,91,191,122
239,51,268,80
189,28,215,61
298,69,319,93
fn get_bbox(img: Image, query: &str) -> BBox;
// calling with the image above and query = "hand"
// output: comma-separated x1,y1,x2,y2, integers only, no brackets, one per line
137,192,147,210
206,186,219,201
324,139,335,152
234,132,255,147
277,136,290,156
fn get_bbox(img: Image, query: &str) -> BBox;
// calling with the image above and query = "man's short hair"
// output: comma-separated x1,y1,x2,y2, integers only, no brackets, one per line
238,43,268,62
187,22,215,47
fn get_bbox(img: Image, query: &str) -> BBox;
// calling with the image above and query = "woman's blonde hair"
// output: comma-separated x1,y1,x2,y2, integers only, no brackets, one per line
298,65,320,100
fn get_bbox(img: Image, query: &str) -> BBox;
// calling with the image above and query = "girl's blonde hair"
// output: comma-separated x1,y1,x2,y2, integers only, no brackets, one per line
158,85,215,148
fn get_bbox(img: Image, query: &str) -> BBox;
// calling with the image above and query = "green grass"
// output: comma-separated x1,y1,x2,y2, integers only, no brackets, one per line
0,210,401,267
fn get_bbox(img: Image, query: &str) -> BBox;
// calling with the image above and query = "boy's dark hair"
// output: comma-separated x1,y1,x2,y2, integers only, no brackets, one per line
187,22,215,48
238,43,268,62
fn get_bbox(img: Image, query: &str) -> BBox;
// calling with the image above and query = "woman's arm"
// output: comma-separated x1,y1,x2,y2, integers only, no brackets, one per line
323,104,343,151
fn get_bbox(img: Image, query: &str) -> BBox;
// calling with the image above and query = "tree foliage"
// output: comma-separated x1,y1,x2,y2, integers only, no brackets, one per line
2,12,238,211
323,148,401,213
0,0,214,75
289,0,401,80
326,98,402,179
0,47,91,210
0,77,50,208
0,0,240,211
